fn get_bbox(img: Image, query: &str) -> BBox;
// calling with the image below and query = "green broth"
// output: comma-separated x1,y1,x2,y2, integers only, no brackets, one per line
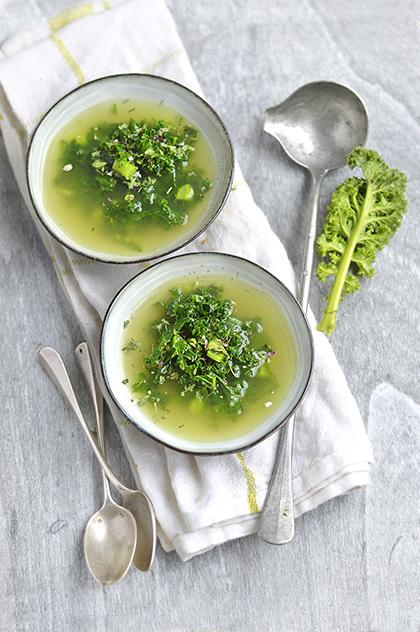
121,274,297,443
43,100,215,257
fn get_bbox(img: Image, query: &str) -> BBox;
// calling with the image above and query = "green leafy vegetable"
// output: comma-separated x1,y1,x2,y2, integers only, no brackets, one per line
316,147,407,335
59,118,212,232
122,338,139,352
133,287,275,414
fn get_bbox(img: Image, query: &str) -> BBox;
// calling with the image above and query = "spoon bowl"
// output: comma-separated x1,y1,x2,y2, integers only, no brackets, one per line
84,500,137,585
119,490,156,571
264,81,368,173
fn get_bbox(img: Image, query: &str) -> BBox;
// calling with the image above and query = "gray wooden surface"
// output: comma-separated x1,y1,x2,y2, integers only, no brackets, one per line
1,1,419,630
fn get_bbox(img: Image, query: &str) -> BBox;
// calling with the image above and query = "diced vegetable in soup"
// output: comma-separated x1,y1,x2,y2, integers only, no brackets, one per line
121,275,297,443
43,100,214,256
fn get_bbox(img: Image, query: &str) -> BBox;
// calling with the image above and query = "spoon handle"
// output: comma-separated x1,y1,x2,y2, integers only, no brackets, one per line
39,346,131,494
75,343,113,504
258,172,322,544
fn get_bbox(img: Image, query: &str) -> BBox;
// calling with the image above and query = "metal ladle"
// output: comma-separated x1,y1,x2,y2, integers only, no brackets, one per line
39,346,157,571
75,342,136,585
259,81,368,545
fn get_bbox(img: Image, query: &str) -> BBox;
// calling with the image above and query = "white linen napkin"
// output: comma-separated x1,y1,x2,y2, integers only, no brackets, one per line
0,0,373,560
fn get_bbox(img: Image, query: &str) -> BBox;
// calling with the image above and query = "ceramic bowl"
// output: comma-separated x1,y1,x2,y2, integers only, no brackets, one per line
101,252,314,454
26,74,234,263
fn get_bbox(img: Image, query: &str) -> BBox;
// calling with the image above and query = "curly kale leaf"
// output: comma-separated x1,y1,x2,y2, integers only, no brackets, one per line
134,287,274,415
316,147,407,335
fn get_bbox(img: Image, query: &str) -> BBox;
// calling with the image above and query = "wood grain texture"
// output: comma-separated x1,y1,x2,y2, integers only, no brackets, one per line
0,0,419,630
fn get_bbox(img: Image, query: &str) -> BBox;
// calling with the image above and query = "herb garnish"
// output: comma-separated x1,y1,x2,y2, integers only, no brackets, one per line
316,147,407,335
60,118,212,233
122,338,139,352
132,287,274,414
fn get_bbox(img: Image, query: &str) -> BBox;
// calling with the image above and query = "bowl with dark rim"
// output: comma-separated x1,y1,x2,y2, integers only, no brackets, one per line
100,252,314,455
26,74,234,263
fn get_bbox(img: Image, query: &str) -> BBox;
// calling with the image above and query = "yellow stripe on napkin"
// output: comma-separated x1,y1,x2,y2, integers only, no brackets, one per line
140,48,184,75
236,452,259,514
50,33,85,85
49,4,94,33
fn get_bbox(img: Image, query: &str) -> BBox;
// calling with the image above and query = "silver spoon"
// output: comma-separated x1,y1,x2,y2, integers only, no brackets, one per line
75,342,136,585
259,81,368,545
39,346,157,571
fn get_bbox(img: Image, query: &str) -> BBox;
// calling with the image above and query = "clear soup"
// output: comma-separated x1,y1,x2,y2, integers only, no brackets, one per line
43,99,215,257
121,274,297,443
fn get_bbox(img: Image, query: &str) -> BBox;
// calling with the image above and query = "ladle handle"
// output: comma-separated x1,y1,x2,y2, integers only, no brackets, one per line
299,172,322,311
258,172,322,545
258,416,296,544
39,346,130,494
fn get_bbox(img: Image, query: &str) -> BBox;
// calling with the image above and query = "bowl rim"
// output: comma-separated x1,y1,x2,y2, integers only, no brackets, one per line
26,73,235,264
100,251,314,455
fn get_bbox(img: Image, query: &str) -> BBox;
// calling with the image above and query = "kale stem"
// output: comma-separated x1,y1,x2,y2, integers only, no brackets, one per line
317,183,372,336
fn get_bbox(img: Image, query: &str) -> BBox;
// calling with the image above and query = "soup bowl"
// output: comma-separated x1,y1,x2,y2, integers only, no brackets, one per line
101,252,314,455
27,74,234,263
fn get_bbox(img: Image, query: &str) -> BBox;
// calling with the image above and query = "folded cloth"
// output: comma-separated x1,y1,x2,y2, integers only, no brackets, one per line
0,0,373,560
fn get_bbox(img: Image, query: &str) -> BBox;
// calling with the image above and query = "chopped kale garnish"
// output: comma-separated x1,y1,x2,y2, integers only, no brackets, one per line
122,338,139,352
59,118,212,235
132,287,275,415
